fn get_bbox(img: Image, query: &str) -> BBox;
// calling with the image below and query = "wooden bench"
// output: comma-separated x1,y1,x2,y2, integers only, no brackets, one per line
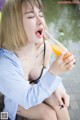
0,92,4,112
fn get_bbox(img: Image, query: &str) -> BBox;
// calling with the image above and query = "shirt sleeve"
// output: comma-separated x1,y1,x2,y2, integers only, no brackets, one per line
44,65,66,92
0,55,62,109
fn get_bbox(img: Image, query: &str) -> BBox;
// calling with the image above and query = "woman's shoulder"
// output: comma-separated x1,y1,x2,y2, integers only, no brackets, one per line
0,49,25,83
0,48,22,74
0,48,20,64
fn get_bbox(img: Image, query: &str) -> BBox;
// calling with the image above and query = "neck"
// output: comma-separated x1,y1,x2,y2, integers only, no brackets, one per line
15,42,42,59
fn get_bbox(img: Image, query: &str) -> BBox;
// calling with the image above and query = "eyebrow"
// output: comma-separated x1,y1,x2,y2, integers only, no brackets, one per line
24,9,42,15
24,11,34,15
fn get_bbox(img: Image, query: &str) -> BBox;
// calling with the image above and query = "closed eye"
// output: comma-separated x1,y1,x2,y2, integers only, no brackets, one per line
24,11,35,19
25,11,44,19
27,16,35,19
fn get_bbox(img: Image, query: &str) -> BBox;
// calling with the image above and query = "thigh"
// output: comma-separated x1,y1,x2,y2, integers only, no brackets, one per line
44,93,59,108
16,102,57,120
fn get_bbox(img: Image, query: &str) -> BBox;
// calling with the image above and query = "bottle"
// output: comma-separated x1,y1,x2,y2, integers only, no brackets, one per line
44,30,71,61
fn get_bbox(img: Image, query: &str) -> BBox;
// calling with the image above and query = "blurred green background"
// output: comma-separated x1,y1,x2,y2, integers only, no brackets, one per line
42,0,80,82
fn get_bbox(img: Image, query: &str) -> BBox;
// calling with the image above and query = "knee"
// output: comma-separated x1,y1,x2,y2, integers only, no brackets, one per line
41,107,57,120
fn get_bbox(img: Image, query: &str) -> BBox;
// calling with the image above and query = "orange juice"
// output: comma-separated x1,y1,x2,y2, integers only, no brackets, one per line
51,43,71,61
63,52,71,61
51,44,65,57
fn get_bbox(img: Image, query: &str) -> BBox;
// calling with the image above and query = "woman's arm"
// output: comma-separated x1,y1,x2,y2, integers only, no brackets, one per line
44,40,66,91
0,51,61,110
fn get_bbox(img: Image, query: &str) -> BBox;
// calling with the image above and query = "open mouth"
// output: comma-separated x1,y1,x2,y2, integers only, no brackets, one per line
35,28,43,38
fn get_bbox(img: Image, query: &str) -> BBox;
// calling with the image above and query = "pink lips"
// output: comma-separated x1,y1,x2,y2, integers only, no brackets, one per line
35,28,43,38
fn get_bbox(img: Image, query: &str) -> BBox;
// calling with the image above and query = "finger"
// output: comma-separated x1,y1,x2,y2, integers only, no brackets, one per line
58,51,68,60
66,59,76,67
65,64,75,71
64,61,75,70
71,59,76,65
64,65,75,72
57,51,68,64
64,55,75,64
73,61,76,65
63,52,72,61
63,94,70,107
58,97,64,107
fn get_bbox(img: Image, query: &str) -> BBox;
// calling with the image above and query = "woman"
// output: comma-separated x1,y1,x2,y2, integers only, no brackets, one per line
0,0,76,120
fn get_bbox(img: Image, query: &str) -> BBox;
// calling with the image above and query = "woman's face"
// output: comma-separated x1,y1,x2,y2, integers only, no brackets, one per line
22,2,46,44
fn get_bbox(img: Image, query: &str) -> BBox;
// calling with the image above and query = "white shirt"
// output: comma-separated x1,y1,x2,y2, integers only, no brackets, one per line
0,48,65,120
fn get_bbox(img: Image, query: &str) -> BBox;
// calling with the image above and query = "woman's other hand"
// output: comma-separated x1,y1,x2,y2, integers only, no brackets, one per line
54,86,70,108
44,86,69,109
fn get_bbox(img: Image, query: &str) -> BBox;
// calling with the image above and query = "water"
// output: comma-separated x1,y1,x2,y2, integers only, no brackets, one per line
42,0,80,81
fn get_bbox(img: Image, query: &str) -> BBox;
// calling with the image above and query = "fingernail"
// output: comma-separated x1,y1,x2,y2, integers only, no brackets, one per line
59,105,64,109
73,62,76,65
61,105,64,108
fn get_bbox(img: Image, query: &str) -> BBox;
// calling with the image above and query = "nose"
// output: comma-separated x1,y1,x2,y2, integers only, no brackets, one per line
36,16,43,26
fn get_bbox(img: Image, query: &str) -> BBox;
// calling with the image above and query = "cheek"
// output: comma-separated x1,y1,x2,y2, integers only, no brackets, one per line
23,19,36,41
41,18,46,27
23,19,34,35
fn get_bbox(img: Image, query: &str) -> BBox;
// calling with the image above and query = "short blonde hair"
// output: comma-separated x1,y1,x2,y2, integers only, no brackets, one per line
0,0,43,51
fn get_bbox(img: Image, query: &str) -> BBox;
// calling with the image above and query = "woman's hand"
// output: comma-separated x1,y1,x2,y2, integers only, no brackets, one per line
49,51,76,76
54,86,70,108
44,85,69,109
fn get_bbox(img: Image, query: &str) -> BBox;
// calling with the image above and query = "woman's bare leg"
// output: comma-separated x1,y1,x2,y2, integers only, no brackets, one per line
44,93,70,120
17,103,57,120
53,105,70,120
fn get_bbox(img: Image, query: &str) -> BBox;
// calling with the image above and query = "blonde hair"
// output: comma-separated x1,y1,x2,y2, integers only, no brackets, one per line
0,0,43,51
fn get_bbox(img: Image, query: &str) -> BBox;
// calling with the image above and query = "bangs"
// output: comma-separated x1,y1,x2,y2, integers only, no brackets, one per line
23,0,43,11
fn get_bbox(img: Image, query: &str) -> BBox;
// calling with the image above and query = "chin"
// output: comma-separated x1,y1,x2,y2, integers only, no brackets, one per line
35,38,43,44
